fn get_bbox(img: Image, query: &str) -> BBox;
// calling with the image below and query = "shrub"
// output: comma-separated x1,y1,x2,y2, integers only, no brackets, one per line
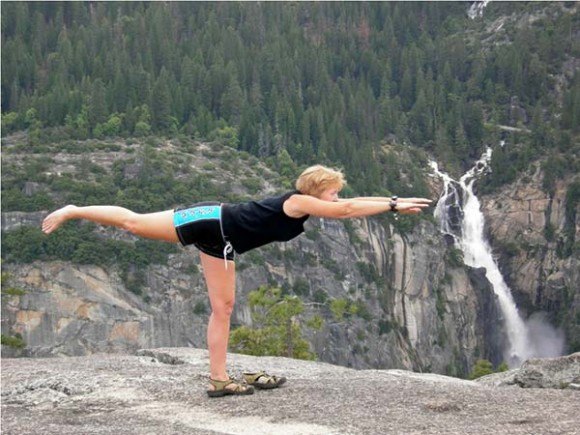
330,298,349,321
447,248,464,268
468,359,508,380
229,286,316,360
1,334,26,349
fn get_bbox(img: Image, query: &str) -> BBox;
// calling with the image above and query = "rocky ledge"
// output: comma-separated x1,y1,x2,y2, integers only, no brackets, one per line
2,349,579,435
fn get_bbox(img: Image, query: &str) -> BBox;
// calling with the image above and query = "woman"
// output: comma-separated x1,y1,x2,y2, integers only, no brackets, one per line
42,164,431,397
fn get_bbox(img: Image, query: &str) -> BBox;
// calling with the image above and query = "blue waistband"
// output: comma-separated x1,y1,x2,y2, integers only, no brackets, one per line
174,205,221,227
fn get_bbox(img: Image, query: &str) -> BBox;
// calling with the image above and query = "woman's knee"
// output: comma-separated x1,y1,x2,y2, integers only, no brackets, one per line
211,297,236,318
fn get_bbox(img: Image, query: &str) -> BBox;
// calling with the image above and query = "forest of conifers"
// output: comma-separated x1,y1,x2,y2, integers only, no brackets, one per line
1,2,579,193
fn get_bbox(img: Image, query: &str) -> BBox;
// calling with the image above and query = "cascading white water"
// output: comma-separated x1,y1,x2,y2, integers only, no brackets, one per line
430,149,565,367
468,0,490,20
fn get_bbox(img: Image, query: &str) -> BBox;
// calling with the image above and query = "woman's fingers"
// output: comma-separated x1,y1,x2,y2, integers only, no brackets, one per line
398,203,430,214
399,197,433,204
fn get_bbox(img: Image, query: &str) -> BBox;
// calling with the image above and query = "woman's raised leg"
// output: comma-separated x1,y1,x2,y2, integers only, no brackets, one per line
200,252,238,388
42,205,179,243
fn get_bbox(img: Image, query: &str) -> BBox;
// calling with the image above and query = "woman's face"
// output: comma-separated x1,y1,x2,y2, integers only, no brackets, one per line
318,185,341,202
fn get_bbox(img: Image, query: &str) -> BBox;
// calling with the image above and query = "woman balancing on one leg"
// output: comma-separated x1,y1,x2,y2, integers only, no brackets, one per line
42,164,431,397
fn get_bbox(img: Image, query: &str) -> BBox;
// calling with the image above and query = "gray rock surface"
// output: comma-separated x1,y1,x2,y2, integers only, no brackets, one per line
2,348,579,435
477,352,580,389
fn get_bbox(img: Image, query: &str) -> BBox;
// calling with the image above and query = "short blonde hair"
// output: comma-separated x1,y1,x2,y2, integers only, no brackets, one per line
295,165,346,196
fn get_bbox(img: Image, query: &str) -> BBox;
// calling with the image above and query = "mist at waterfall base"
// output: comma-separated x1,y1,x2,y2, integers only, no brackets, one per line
430,150,565,368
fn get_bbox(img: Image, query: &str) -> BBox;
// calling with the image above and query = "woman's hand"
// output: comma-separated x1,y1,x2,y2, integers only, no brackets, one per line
397,197,433,205
395,197,432,214
394,201,430,214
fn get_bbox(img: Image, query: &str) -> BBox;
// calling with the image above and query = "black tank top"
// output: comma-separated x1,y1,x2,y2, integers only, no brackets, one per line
221,191,309,254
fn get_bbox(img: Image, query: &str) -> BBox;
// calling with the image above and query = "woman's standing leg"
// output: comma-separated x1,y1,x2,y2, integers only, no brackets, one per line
200,252,236,385
42,205,179,243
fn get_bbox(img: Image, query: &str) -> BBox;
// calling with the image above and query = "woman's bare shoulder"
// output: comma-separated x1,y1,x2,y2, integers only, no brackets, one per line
283,194,346,219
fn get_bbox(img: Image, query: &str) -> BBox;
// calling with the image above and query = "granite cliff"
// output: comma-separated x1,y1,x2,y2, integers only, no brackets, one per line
482,163,580,353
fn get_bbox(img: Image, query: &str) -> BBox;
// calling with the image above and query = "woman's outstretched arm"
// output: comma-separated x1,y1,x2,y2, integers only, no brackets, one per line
283,194,430,219
338,196,432,204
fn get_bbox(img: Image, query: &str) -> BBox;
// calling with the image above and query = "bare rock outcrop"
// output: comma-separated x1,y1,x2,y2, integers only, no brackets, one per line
477,352,580,390
2,348,580,435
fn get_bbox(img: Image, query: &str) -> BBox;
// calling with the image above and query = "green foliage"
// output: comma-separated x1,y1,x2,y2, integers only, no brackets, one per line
542,155,573,194
468,359,509,380
313,289,328,304
1,334,26,349
292,278,310,297
305,315,324,331
497,362,509,373
544,223,556,242
558,180,580,258
1,270,25,296
1,285,26,296
1,188,55,212
193,300,208,315
468,359,494,379
240,177,262,194
2,2,575,195
342,220,363,246
209,125,239,149
304,229,320,241
1,223,178,296
330,298,349,321
435,287,446,320
447,248,464,268
135,121,151,137
100,114,123,138
377,319,393,335
229,286,317,360
356,261,383,285
1,112,19,134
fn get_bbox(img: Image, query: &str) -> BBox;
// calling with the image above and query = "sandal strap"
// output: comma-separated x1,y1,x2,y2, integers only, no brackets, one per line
209,378,251,392
243,371,266,384
209,378,232,388
243,371,278,385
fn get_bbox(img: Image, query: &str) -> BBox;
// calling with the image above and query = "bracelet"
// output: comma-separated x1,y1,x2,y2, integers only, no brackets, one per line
390,195,398,213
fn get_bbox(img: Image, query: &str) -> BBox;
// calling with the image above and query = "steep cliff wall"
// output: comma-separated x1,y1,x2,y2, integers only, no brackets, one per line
2,213,498,375
482,164,580,352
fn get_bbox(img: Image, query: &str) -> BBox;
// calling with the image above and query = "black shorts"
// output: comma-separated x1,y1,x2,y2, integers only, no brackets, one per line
173,202,234,261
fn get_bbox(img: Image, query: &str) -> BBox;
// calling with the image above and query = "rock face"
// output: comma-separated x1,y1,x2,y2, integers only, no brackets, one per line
1,213,496,376
481,164,580,351
514,352,580,389
2,348,579,435
477,352,580,389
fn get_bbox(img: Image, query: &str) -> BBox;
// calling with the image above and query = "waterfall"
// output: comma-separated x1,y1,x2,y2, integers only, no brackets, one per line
430,149,565,367
468,1,490,19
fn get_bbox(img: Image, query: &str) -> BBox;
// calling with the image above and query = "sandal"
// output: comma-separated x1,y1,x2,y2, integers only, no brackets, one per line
243,371,287,390
207,378,255,398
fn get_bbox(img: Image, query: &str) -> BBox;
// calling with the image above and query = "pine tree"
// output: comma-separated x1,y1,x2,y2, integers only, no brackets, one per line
229,286,317,360
88,79,108,129
151,68,172,132
220,69,244,124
